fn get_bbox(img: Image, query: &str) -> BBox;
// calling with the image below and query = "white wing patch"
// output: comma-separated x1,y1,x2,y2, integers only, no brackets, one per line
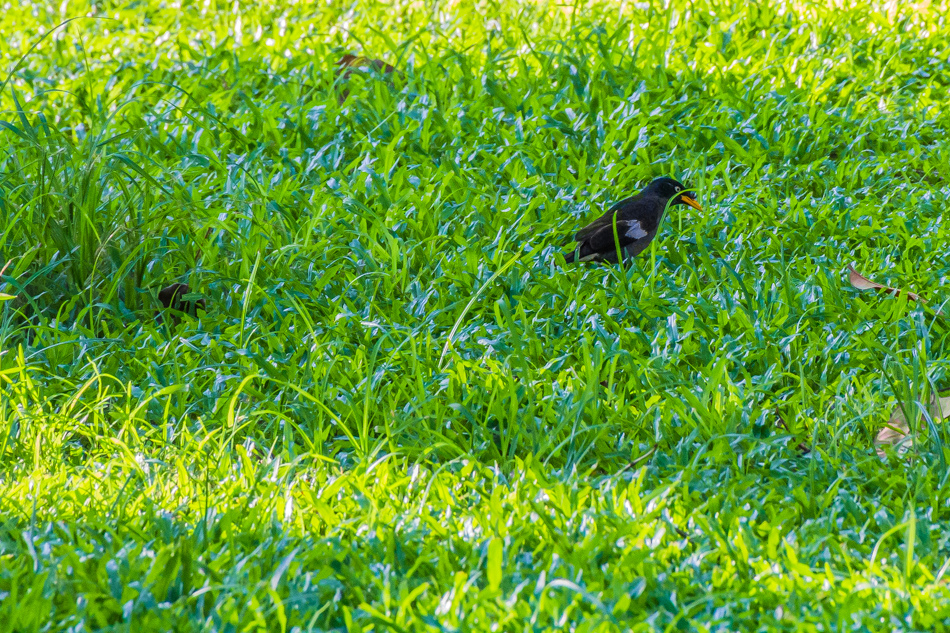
623,221,648,240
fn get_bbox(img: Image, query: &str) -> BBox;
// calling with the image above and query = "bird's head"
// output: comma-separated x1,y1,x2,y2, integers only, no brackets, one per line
645,176,703,211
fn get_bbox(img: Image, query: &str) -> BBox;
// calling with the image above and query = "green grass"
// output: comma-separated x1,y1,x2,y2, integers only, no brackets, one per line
2,0,950,629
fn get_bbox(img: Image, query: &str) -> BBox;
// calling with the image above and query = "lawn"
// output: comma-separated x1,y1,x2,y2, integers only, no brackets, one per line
2,0,950,630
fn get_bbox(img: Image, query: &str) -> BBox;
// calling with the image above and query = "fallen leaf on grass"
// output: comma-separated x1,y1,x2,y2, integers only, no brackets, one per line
334,54,400,104
335,54,398,75
848,264,923,302
875,395,950,458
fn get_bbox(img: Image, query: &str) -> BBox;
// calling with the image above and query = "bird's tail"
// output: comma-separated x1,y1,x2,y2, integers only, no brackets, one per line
563,250,577,264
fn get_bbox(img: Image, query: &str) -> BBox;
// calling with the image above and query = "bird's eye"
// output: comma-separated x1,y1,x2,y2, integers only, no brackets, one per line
675,186,681,192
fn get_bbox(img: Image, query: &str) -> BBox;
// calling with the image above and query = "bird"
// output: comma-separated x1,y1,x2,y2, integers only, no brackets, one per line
564,177,702,263
156,283,205,325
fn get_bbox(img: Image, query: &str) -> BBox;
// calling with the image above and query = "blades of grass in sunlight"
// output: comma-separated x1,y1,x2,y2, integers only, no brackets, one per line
439,243,542,367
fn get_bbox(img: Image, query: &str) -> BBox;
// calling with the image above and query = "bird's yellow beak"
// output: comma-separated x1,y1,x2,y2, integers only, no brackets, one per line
682,195,703,211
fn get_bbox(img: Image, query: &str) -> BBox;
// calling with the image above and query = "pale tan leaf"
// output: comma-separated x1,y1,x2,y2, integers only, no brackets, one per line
335,54,398,75
876,395,950,458
848,265,922,302
334,55,400,104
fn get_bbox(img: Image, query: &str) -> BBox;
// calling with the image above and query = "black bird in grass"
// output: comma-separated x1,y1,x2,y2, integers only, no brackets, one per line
156,283,206,325
564,177,702,263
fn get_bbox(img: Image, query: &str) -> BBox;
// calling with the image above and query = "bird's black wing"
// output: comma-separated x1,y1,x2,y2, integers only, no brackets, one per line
573,195,636,243
566,218,649,262
573,193,663,244
565,191,666,262
584,219,648,252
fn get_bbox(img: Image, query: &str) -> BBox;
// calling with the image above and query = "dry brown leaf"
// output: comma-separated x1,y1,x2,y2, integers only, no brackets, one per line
848,264,923,302
334,54,400,104
335,54,398,75
875,395,950,458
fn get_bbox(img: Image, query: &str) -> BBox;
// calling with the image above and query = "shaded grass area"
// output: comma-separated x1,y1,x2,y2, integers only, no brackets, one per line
2,0,950,629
